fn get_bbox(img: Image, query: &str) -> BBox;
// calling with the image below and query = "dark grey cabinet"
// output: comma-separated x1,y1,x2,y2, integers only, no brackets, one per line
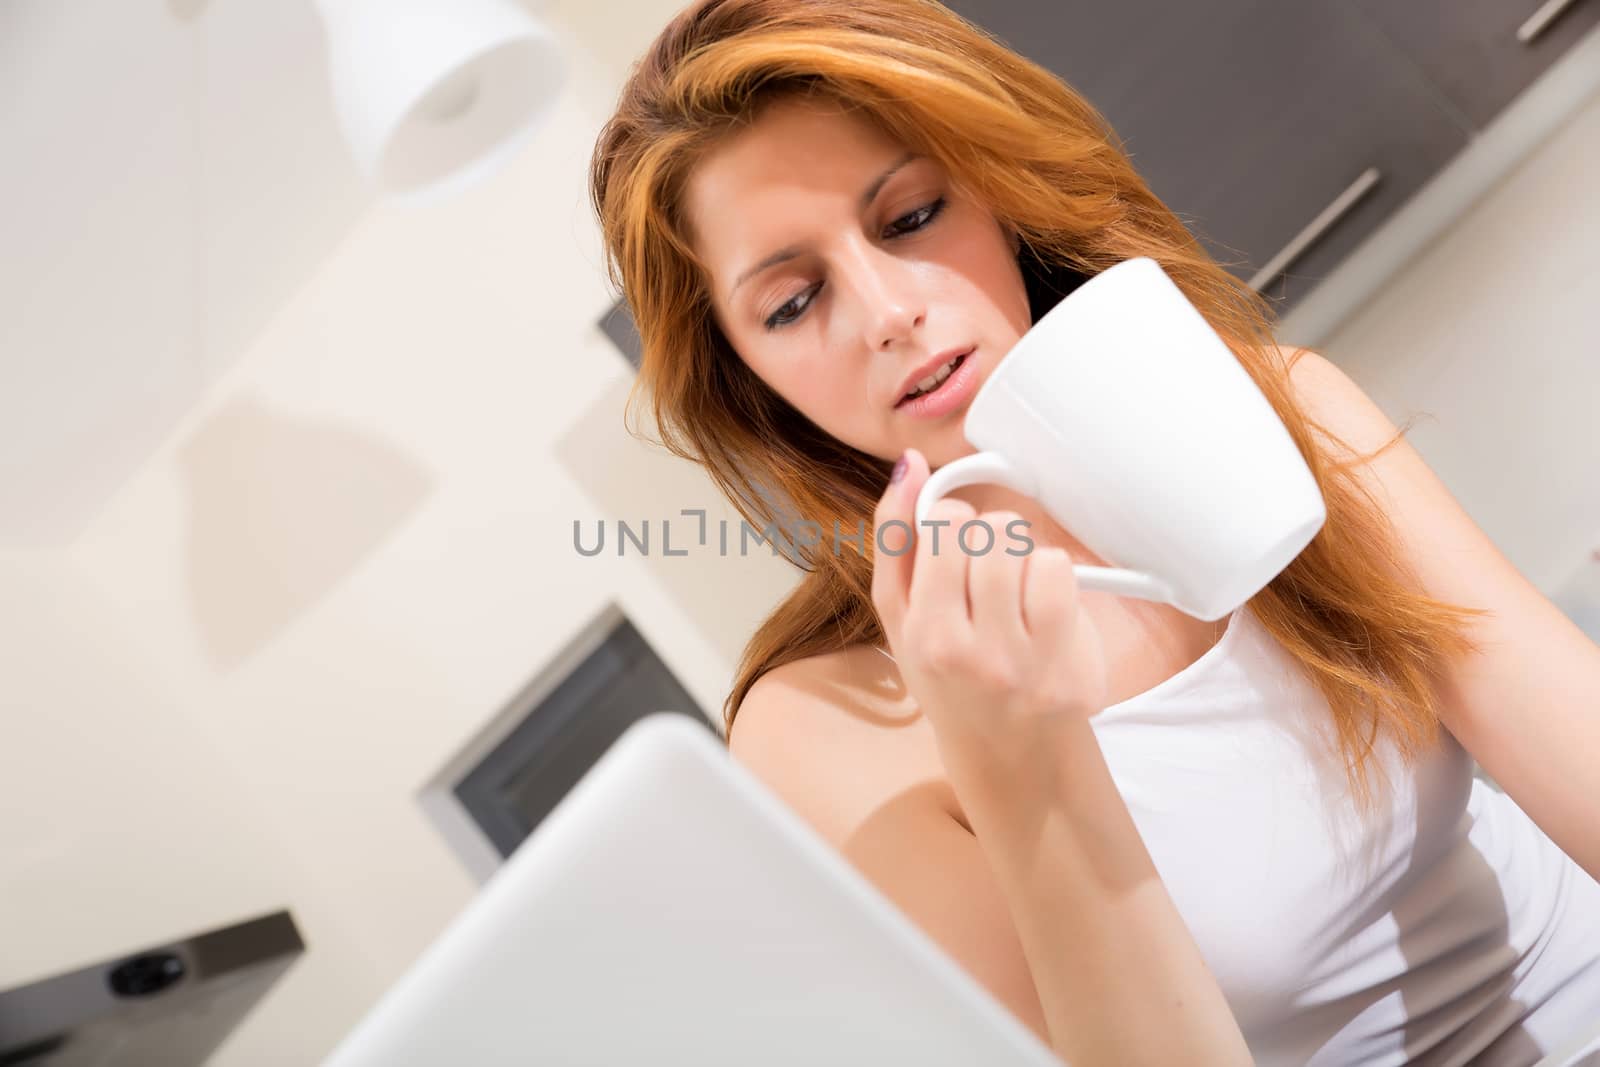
0,911,303,1066
1348,0,1600,129
942,0,1471,310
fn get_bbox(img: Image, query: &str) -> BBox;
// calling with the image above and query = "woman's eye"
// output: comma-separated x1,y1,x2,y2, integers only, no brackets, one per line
764,285,818,333
885,197,945,238
762,196,948,332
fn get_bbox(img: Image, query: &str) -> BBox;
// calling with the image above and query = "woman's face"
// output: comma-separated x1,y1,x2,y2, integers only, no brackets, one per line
683,95,1034,469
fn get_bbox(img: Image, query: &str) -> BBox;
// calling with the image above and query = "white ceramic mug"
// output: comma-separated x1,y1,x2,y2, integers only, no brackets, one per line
913,256,1326,622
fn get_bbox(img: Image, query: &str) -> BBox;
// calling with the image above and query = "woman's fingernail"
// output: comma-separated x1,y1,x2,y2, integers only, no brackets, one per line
890,453,908,485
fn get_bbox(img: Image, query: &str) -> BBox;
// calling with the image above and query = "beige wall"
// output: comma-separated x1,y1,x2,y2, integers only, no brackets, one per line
0,551,297,983
1310,86,1600,595
4,7,1596,1062
1,4,795,1062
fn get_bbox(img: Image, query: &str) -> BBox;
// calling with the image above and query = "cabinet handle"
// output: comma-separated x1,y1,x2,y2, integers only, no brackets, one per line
1517,0,1586,43
1248,166,1382,293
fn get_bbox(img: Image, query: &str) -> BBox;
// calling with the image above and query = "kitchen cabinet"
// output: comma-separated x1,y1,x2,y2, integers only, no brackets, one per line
941,0,1470,310
1348,0,1600,129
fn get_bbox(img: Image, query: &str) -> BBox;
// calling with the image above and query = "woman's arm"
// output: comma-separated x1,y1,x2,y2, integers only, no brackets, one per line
1283,347,1600,881
937,711,1255,1066
847,447,1253,1065
731,666,1253,1066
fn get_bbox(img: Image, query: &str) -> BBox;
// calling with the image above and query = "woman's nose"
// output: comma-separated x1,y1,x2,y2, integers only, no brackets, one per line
837,241,927,349
871,293,924,351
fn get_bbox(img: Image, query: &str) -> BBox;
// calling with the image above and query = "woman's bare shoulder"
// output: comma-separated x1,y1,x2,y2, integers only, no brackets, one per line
728,643,953,846
730,643,920,761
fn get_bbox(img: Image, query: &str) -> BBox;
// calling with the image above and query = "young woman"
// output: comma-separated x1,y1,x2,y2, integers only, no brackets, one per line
587,1,1600,1062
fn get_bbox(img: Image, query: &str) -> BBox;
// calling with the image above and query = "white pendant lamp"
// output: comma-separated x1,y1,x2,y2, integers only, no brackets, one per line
314,0,568,202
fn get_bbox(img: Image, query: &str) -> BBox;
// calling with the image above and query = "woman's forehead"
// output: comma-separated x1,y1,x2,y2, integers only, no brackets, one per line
688,98,910,203
683,103,925,281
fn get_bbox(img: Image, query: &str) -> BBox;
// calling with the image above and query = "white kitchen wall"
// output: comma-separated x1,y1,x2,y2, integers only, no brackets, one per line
0,551,296,983
1,3,796,1062
1310,84,1600,595
0,550,391,1067
0,0,369,548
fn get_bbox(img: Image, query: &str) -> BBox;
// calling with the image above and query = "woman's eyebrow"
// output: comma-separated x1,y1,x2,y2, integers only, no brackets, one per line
727,150,922,302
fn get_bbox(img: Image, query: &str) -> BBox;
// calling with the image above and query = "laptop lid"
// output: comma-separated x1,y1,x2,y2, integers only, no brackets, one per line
324,712,1062,1066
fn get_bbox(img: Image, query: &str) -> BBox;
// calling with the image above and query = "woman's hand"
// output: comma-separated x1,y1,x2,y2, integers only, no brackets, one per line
868,450,1255,1066
870,448,1111,780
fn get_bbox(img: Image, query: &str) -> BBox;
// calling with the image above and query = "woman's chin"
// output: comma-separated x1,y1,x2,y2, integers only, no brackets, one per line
877,432,978,472
925,438,981,470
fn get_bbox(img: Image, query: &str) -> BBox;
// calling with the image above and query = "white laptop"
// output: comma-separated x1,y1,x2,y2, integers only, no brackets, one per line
324,712,1064,1067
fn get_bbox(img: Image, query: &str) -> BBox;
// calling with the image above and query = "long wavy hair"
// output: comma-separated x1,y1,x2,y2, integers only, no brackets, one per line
587,0,1488,810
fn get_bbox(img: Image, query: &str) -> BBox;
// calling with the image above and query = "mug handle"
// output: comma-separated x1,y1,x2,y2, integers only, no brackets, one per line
912,451,1175,605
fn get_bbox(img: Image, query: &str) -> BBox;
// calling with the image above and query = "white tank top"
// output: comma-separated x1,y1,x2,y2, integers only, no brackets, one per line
1088,603,1600,1065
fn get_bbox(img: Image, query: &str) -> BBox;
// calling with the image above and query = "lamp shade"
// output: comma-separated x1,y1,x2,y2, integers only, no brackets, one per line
314,0,567,201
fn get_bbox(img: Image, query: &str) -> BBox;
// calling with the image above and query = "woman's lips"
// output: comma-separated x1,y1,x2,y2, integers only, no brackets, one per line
894,350,977,418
